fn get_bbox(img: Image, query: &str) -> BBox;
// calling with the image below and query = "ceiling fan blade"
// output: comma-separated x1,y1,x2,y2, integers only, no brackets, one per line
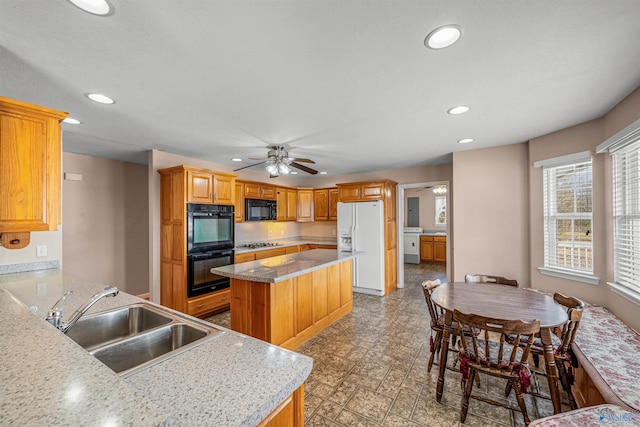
291,158,315,164
291,161,318,175
233,160,266,172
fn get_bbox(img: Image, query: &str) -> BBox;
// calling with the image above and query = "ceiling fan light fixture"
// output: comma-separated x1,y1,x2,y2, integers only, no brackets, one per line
67,0,113,16
425,24,463,49
266,163,279,175
278,162,291,175
433,185,447,194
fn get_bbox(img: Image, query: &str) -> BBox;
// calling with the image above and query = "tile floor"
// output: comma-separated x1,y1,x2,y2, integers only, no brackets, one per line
205,263,568,426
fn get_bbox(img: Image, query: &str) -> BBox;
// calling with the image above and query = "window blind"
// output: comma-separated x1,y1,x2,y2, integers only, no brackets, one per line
543,160,593,273
613,141,640,297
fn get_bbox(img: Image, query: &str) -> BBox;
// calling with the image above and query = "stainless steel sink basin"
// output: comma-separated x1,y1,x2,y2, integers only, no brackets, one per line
66,304,172,351
65,303,223,377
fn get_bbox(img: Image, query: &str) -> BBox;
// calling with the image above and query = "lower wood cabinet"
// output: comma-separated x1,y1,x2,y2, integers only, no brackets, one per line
258,385,304,426
420,235,446,263
255,247,287,259
186,289,230,317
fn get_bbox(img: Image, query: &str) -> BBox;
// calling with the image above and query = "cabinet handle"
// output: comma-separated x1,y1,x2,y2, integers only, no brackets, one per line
196,303,206,308
221,296,229,301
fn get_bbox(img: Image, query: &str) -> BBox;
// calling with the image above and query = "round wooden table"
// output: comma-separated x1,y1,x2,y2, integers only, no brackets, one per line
431,282,568,414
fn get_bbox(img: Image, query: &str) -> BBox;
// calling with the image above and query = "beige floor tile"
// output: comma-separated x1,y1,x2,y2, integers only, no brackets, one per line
345,387,394,423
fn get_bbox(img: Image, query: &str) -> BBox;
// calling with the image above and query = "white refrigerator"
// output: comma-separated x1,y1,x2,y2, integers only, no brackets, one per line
337,201,385,296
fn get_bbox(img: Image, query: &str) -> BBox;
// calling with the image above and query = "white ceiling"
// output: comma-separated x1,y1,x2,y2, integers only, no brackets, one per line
2,1,640,178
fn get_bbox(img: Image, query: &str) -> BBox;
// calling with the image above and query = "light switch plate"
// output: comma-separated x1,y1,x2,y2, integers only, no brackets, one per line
36,245,47,257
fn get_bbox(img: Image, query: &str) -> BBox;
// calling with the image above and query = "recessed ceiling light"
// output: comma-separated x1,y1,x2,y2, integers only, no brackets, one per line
63,117,81,125
86,93,115,104
447,105,470,115
458,138,474,144
290,171,298,175
425,24,463,49
319,171,328,175
231,158,242,162
67,0,113,16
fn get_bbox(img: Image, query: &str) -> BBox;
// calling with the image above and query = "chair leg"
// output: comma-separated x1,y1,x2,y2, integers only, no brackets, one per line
532,353,540,369
460,369,476,423
556,359,578,410
428,330,443,373
512,379,531,425
504,381,512,397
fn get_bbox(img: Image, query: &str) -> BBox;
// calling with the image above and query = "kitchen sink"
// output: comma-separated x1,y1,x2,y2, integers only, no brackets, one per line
66,304,173,351
65,303,223,377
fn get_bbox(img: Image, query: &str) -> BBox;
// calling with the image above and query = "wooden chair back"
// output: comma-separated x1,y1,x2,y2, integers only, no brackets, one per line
465,274,519,287
422,280,445,328
453,309,539,372
553,293,585,355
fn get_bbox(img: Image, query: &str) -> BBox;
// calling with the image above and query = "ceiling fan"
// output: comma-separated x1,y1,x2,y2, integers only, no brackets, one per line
233,145,318,176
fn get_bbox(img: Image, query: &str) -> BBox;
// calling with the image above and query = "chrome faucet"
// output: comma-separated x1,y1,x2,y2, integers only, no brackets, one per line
46,286,119,333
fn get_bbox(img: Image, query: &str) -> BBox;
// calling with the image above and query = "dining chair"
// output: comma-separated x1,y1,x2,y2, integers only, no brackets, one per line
465,274,519,287
454,309,540,425
422,280,473,373
505,292,585,409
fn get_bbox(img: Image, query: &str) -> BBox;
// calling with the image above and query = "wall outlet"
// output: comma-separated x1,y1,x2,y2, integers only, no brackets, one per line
36,245,47,257
36,282,47,295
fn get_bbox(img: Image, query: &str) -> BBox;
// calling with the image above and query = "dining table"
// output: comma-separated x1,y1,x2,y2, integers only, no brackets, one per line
430,282,568,414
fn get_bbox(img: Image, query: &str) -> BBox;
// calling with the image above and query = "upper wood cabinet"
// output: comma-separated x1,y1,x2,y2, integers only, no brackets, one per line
337,181,385,202
235,182,244,223
0,96,67,233
186,169,236,205
276,187,297,221
297,188,314,222
313,188,338,221
244,182,276,200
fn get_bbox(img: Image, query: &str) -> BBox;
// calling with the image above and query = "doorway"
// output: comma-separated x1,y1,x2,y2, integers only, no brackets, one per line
396,181,451,288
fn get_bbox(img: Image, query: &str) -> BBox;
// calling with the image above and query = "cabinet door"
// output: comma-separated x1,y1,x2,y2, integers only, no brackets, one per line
255,247,287,259
213,174,234,205
260,185,276,200
434,237,447,262
235,252,256,263
361,182,384,200
0,98,66,232
420,237,434,261
285,245,300,254
244,182,262,198
286,189,297,221
187,171,214,203
313,189,329,220
338,184,360,202
297,190,314,222
234,182,244,222
328,188,339,220
276,188,288,221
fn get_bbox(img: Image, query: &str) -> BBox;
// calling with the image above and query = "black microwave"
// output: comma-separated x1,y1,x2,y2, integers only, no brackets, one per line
245,198,277,221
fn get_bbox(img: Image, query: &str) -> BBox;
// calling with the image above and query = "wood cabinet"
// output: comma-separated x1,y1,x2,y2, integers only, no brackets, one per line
420,235,446,263
186,289,230,317
258,385,304,427
235,252,256,263
187,170,235,205
230,259,353,350
0,96,67,234
158,165,237,316
276,187,297,221
307,244,338,250
337,181,385,202
297,188,314,222
234,181,244,222
255,247,286,259
313,188,338,221
244,181,276,200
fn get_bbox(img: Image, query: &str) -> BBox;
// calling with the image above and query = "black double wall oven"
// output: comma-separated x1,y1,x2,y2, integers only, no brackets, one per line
186,203,234,298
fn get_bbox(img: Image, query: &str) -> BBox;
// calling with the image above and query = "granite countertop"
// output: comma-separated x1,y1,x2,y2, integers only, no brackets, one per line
0,269,313,426
214,249,362,283
235,236,337,254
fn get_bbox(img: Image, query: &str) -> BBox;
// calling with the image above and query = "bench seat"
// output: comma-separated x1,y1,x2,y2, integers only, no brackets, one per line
528,404,640,426
571,305,640,413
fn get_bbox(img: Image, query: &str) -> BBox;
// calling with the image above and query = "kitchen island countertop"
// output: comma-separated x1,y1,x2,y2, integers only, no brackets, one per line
0,269,313,426
213,249,363,283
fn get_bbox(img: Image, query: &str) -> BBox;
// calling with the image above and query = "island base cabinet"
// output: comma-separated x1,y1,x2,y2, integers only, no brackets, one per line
258,385,304,427
230,260,353,350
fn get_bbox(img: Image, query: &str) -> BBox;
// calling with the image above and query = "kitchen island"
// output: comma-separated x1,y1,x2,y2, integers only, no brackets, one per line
0,269,312,426
213,249,360,350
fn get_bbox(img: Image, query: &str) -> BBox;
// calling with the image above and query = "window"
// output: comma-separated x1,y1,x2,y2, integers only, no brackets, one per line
435,196,446,225
612,143,640,298
597,118,640,304
542,160,593,274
